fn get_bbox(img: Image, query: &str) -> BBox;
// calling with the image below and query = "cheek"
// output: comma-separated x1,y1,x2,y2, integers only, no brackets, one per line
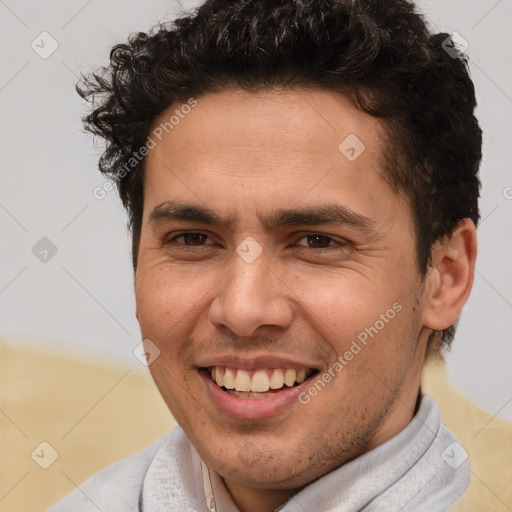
135,249,419,356
135,264,209,336
292,270,420,393
134,267,211,424
289,269,404,344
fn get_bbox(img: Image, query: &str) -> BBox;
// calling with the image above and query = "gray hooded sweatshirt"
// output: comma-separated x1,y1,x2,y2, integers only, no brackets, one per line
47,395,469,512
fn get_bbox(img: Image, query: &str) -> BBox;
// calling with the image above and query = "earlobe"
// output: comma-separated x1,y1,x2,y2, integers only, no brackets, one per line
422,219,477,331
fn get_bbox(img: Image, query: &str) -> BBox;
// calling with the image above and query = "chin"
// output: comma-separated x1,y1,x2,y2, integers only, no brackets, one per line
202,439,321,489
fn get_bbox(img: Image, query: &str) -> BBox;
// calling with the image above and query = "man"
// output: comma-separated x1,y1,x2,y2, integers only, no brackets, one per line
48,0,481,510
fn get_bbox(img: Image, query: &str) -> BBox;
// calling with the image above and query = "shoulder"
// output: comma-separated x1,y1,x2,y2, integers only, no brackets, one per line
46,428,182,512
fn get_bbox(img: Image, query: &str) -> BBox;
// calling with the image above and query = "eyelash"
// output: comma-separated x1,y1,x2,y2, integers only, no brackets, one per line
164,231,348,251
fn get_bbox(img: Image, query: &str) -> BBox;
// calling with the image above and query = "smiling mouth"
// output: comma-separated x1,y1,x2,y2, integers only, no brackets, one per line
207,366,319,398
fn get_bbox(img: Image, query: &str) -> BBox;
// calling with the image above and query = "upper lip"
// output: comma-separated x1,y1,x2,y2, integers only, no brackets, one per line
196,354,322,371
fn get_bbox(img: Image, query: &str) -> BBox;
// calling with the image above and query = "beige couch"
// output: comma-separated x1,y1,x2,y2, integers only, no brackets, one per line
0,341,510,511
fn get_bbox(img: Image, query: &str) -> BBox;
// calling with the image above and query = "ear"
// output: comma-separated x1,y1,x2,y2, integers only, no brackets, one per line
422,218,477,331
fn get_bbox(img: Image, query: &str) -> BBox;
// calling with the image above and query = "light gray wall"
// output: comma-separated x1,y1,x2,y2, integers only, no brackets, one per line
1,0,511,421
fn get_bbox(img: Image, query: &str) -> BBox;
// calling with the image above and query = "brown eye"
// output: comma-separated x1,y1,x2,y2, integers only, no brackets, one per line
304,234,334,248
296,234,339,249
166,232,214,246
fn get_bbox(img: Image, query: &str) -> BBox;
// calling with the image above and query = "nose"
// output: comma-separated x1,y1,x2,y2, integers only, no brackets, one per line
208,250,294,338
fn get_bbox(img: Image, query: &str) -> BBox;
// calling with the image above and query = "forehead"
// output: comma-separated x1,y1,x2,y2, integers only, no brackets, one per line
149,87,384,163
142,87,405,230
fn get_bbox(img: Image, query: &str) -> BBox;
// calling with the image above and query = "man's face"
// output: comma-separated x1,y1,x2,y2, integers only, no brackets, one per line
135,88,429,490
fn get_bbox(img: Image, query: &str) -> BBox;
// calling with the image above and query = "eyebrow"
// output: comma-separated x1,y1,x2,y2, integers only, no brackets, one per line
148,200,377,235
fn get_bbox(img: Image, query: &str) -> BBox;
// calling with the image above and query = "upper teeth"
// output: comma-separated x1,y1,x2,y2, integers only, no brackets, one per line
210,367,312,392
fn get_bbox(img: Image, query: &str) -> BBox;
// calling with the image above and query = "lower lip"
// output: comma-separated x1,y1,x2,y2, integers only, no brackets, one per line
199,370,313,420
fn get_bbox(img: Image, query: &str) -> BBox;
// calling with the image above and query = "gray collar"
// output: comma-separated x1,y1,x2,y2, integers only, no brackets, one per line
142,395,469,512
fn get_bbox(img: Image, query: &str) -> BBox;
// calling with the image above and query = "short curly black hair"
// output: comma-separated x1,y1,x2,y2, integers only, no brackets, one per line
78,0,482,352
